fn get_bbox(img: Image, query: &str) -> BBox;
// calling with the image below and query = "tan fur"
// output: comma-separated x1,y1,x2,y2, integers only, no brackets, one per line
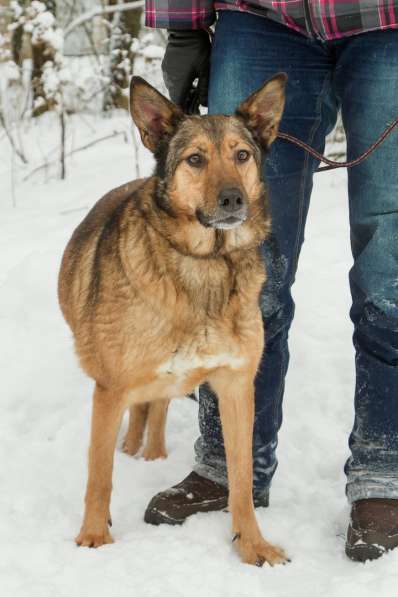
58,75,288,566
123,400,169,460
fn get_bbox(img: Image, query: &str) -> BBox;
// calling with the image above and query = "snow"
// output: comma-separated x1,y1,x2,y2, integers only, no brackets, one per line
141,44,165,61
1,113,397,597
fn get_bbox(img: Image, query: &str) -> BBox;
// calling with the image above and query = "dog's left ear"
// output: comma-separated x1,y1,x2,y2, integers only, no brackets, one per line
130,77,183,152
236,73,287,149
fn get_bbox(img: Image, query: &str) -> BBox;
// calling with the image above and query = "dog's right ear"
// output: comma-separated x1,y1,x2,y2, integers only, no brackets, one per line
235,73,287,149
130,77,183,153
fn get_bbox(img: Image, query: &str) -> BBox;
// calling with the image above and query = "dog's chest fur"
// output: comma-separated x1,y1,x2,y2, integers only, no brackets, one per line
157,351,245,376
131,318,252,401
140,256,262,398
156,306,247,375
96,248,263,397
152,349,245,399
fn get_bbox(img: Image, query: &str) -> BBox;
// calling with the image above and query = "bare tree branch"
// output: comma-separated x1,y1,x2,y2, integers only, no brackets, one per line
0,110,28,164
60,111,66,179
64,1,144,38
22,131,125,181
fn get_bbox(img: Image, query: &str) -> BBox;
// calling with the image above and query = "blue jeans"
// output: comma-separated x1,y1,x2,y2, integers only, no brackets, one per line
194,11,398,504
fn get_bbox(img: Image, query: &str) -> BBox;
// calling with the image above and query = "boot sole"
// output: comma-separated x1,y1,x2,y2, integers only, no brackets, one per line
345,542,386,562
144,496,229,526
345,523,395,562
144,493,269,526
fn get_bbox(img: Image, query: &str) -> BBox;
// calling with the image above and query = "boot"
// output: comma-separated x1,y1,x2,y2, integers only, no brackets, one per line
144,471,269,525
346,498,398,562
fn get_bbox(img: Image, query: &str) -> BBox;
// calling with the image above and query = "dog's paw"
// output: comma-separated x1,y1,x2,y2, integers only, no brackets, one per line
122,435,141,457
234,534,289,567
143,445,168,461
75,525,114,548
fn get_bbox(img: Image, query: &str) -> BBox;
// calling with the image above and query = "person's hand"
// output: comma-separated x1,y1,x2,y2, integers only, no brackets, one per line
162,29,211,114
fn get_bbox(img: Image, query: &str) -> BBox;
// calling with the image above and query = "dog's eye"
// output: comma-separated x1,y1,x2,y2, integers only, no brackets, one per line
237,150,250,162
186,154,203,167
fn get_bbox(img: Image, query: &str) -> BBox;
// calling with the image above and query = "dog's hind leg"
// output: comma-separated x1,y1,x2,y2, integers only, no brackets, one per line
123,403,149,456
76,383,124,548
143,399,169,461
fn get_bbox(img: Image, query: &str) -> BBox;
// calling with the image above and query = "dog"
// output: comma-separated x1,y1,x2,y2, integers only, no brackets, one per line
58,74,287,566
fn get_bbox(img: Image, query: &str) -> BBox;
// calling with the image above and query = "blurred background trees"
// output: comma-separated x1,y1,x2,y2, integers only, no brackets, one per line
0,1,165,180
0,0,162,115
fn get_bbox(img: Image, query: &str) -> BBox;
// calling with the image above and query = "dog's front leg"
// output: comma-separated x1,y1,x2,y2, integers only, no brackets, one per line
209,369,288,566
76,383,124,548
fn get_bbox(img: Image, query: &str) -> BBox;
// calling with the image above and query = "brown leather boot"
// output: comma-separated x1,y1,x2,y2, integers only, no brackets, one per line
144,471,269,525
346,498,398,562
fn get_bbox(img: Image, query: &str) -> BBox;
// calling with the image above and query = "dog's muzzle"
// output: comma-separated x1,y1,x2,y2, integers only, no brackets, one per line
197,187,248,230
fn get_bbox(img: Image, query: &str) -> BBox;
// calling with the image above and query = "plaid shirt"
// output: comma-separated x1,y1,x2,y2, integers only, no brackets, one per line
145,0,398,40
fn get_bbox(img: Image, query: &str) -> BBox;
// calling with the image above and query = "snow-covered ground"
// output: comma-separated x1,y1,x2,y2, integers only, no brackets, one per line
1,113,397,597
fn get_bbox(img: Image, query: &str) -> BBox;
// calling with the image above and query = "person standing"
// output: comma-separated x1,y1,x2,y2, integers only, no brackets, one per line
143,0,398,562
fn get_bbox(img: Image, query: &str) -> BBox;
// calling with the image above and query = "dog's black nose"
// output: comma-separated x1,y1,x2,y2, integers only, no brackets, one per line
218,188,245,213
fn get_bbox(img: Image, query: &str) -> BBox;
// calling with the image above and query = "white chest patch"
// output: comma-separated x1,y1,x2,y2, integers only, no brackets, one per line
157,351,245,377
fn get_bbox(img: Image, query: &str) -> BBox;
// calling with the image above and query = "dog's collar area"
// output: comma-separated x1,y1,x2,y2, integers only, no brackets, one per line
144,215,223,260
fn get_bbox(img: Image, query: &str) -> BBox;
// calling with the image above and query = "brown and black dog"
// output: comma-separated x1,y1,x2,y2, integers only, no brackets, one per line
58,74,287,566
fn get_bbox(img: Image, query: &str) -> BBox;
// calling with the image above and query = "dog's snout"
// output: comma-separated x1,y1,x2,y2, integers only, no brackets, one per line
218,188,245,213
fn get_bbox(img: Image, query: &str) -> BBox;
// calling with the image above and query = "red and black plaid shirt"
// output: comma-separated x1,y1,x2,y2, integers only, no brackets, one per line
145,0,398,40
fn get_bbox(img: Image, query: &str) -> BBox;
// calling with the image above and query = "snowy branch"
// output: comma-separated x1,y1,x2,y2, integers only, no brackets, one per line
64,1,145,39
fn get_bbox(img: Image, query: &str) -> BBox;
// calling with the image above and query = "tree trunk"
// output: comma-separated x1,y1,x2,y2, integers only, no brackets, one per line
104,1,142,111
8,0,27,66
11,24,24,66
31,1,57,116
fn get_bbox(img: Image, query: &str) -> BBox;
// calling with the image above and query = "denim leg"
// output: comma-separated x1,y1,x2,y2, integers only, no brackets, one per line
194,12,338,494
334,30,398,502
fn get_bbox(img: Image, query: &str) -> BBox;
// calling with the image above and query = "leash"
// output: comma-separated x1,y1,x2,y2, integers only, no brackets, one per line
276,117,398,172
